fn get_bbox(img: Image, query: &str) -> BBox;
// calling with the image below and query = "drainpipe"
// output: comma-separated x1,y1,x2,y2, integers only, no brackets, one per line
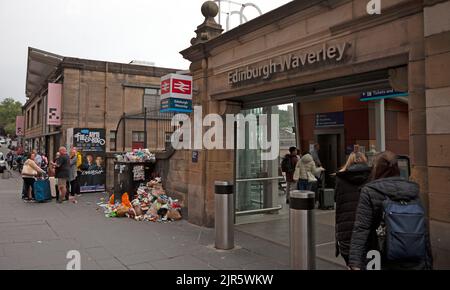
104,63,108,131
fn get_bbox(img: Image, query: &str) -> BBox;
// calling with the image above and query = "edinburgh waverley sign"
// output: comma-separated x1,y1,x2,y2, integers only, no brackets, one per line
228,42,350,86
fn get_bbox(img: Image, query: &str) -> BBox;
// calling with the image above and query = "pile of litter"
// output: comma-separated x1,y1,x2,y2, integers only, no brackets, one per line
98,178,182,223
115,149,156,163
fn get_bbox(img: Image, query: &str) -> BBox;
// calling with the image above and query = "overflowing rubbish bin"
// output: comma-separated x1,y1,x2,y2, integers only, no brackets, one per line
113,161,155,203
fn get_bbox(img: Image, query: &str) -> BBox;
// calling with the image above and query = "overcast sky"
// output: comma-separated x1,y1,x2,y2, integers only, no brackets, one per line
0,0,291,104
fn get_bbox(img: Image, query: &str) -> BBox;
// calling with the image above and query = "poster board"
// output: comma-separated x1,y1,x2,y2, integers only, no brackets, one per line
73,128,106,193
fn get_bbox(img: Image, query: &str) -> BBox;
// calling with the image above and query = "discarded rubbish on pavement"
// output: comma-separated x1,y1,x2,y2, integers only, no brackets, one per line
98,177,182,223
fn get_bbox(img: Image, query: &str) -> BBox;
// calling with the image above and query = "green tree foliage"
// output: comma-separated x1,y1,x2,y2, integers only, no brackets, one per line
0,98,23,136
273,105,294,130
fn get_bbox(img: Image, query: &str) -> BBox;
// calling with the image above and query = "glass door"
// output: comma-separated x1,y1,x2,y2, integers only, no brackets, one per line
235,104,296,218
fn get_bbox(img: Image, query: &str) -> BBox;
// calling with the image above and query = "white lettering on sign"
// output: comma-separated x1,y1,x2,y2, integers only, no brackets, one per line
228,42,349,86
74,132,106,145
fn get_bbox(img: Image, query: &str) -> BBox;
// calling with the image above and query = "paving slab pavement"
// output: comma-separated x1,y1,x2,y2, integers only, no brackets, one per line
0,173,345,270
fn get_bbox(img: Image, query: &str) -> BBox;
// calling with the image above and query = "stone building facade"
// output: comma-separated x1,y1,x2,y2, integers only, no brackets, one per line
23,48,180,188
177,0,450,269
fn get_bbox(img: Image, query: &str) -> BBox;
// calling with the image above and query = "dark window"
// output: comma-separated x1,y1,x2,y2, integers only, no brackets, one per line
110,130,117,151
36,101,42,125
31,106,35,127
27,110,31,129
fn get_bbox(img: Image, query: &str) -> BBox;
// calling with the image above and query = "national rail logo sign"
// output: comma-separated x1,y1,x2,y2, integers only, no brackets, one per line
160,73,193,113
160,74,193,100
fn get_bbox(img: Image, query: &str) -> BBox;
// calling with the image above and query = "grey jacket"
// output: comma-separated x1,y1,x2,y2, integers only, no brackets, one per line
69,155,78,182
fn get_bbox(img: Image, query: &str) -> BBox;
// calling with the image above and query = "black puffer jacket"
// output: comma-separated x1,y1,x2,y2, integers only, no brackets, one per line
348,177,433,270
335,164,371,260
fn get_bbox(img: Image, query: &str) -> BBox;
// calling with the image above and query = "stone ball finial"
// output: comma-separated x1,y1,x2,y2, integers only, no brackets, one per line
201,1,219,18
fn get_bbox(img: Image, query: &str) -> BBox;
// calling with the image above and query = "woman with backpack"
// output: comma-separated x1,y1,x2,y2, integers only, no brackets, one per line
348,151,433,270
335,152,372,266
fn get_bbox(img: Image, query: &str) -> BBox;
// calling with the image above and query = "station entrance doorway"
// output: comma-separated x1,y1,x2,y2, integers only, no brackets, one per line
231,70,410,269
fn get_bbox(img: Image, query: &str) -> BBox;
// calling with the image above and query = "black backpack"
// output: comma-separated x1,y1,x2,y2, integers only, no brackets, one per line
281,156,294,173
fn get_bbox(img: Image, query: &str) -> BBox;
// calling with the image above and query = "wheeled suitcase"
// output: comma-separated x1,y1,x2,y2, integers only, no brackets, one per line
34,178,52,202
319,188,335,210
318,172,335,210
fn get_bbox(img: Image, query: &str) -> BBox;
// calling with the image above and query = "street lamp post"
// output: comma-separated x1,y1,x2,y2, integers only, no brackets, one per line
144,107,147,149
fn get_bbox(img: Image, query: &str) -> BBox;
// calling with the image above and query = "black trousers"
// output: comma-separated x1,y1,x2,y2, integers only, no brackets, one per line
70,179,79,196
22,177,35,199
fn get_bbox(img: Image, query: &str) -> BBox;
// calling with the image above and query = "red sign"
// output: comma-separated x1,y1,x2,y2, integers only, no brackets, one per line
161,79,170,95
160,74,193,100
171,78,192,95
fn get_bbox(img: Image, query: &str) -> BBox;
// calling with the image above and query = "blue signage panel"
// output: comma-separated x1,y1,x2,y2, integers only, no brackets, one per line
361,89,408,102
315,112,344,128
160,98,193,113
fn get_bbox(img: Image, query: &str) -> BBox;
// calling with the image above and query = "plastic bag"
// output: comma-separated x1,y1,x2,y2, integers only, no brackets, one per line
167,209,182,221
121,193,132,208
116,205,129,217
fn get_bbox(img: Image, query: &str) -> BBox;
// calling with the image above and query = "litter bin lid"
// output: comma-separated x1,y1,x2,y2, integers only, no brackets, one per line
291,190,315,199
214,181,233,186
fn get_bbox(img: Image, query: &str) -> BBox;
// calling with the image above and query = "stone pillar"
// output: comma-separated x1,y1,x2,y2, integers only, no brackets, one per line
424,0,450,269
181,2,227,227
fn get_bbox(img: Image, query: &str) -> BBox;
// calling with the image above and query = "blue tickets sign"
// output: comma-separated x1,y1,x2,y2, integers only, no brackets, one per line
360,89,408,101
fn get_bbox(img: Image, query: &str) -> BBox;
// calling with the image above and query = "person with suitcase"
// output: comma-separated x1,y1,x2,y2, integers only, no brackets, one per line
334,152,371,266
21,152,45,202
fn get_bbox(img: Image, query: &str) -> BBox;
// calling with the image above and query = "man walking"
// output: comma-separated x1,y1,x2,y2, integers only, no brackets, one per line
310,143,322,167
52,147,70,203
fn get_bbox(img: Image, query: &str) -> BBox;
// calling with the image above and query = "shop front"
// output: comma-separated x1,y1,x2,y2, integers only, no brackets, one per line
179,0,450,268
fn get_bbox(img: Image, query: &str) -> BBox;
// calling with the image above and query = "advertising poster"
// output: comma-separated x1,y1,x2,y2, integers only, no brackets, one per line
73,128,106,193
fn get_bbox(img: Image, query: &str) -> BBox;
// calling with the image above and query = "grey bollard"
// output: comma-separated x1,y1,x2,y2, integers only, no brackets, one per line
290,190,316,270
215,181,234,250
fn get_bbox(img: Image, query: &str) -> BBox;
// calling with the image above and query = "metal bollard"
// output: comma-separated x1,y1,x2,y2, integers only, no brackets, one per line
290,190,316,270
215,181,234,250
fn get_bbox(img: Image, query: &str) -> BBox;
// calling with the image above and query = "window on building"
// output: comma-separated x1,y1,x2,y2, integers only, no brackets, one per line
110,130,117,152
143,88,161,117
132,131,145,150
31,106,35,127
36,101,42,125
27,110,31,129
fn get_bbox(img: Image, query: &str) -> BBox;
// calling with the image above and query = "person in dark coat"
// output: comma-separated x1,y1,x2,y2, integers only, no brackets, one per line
348,151,433,270
282,147,299,204
335,152,371,266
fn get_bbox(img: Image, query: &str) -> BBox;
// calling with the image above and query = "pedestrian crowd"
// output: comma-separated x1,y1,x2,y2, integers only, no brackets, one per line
17,146,83,204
